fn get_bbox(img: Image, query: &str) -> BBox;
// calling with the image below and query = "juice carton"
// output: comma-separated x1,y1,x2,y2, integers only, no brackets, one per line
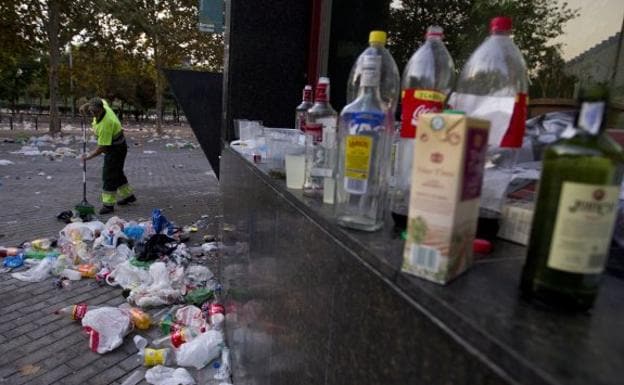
402,112,490,284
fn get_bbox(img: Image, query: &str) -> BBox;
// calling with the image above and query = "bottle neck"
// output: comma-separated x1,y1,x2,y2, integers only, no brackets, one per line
302,89,312,103
315,83,330,103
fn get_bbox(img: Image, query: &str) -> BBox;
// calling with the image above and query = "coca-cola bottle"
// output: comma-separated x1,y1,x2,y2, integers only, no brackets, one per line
450,16,528,239
390,26,455,229
295,85,313,132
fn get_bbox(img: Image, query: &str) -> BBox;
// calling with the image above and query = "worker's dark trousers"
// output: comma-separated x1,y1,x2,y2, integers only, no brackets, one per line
101,140,133,206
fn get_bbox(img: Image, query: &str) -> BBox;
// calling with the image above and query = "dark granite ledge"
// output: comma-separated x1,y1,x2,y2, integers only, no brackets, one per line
225,145,624,385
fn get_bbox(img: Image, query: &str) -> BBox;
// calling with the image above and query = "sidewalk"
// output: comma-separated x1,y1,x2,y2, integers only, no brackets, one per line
0,127,222,385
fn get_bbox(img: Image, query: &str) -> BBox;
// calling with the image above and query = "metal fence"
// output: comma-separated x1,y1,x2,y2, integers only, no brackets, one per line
0,112,188,131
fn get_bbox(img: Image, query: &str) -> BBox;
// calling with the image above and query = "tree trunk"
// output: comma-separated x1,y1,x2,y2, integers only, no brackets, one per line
154,40,163,135
47,0,61,134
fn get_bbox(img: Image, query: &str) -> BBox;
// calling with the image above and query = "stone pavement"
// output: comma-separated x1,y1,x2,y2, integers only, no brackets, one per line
0,126,222,385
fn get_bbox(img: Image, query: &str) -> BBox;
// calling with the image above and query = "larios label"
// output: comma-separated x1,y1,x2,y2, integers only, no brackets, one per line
343,111,385,195
344,135,373,194
547,182,619,274
400,89,445,138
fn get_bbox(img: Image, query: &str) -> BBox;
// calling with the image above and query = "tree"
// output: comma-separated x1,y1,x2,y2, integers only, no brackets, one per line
95,0,224,133
4,0,97,133
530,45,576,98
388,0,579,97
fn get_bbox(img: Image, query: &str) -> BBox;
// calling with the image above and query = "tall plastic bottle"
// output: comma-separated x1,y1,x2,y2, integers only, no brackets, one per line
335,54,392,231
295,85,313,132
347,31,400,115
303,77,338,199
390,26,455,229
450,16,528,238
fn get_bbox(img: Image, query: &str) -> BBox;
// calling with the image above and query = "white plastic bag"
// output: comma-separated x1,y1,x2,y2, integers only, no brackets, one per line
59,221,105,242
185,265,214,287
81,307,132,353
145,366,195,385
175,330,223,369
106,261,150,289
11,256,55,282
102,244,134,270
128,262,183,308
175,305,206,330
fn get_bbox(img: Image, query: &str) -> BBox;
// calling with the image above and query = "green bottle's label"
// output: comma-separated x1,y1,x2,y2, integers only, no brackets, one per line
547,182,619,274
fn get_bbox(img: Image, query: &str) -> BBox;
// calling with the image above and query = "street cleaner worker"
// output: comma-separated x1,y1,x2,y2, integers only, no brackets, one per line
79,97,136,215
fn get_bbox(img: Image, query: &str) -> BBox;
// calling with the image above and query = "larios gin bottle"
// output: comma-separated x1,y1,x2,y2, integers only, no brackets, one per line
335,54,391,231
521,86,624,310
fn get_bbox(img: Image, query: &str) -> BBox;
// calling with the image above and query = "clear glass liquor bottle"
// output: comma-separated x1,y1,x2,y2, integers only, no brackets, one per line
335,55,392,231
295,85,313,132
303,77,338,198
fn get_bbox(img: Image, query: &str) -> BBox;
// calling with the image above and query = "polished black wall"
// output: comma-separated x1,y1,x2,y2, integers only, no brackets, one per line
222,0,311,141
164,69,223,177
327,0,392,111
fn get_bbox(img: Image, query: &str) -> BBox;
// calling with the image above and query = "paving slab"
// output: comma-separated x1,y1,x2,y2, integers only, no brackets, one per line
0,126,223,385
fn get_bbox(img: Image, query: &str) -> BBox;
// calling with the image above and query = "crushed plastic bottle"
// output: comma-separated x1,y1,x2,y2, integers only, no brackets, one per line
450,16,528,238
11,256,56,282
55,303,94,321
214,347,231,380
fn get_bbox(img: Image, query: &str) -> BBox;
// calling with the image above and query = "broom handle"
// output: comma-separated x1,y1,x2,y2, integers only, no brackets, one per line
82,117,87,201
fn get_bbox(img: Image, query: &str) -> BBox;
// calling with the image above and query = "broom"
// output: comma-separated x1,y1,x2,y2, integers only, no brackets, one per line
75,117,95,220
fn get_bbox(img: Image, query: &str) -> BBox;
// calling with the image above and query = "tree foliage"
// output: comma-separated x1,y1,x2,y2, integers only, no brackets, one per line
388,0,579,98
0,0,224,132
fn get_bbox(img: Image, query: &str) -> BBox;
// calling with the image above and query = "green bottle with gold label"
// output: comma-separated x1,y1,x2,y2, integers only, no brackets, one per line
521,85,624,310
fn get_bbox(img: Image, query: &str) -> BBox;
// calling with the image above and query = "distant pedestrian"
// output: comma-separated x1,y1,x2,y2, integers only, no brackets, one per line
79,97,136,214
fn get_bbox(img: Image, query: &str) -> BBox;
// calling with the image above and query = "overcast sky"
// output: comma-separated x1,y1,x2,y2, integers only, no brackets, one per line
554,0,624,60
390,0,623,62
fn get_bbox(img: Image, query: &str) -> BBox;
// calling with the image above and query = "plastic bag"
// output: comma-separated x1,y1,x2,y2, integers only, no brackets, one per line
106,260,150,289
81,307,132,353
124,225,145,241
145,366,195,385
128,262,183,308
11,256,55,282
136,234,177,262
185,265,214,288
59,221,105,242
102,244,134,270
175,305,206,330
152,209,174,235
175,330,223,369
3,253,24,268
184,287,214,306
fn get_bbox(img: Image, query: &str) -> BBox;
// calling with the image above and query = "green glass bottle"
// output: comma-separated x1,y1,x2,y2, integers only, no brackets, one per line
521,85,624,310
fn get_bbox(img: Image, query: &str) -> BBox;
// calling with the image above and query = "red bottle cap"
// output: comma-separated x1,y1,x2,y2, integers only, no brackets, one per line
473,238,493,254
490,17,512,33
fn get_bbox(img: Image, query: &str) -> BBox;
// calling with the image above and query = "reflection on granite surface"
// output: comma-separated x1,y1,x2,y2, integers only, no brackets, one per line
220,146,624,385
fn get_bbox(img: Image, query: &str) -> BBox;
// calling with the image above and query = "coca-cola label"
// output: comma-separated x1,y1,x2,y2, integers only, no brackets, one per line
401,89,445,138
500,93,527,148
73,303,88,321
